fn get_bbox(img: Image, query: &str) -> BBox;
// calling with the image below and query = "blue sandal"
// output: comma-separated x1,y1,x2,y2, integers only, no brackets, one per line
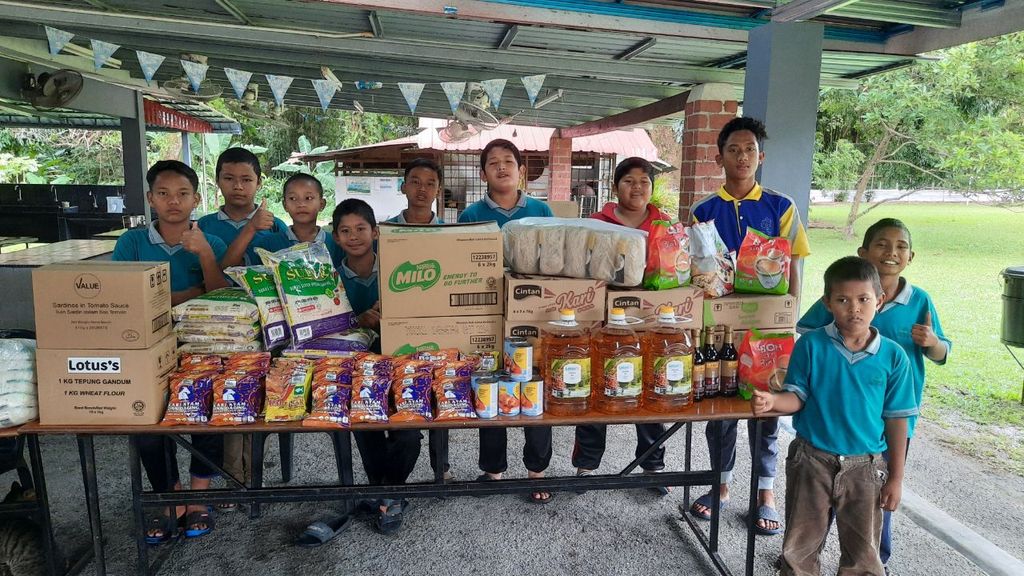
688,492,729,520
752,504,783,536
184,508,215,538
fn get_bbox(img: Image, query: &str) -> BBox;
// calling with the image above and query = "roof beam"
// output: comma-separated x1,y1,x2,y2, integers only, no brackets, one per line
883,0,1023,54
497,24,519,49
368,10,384,38
558,90,691,139
81,0,118,11
213,0,253,26
771,0,861,23
616,37,657,60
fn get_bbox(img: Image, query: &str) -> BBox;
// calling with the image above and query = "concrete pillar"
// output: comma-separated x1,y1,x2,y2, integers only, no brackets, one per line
120,90,150,221
742,21,824,224
547,135,572,201
678,83,738,221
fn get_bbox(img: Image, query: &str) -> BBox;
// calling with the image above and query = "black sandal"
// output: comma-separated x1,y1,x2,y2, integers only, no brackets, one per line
375,499,411,535
144,511,180,545
184,508,215,539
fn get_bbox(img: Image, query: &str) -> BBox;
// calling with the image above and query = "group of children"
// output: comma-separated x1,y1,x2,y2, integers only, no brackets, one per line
113,119,948,576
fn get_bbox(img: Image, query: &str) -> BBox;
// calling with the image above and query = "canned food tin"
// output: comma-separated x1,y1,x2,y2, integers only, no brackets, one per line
472,372,498,419
497,375,521,416
504,337,533,382
469,350,500,373
520,380,544,416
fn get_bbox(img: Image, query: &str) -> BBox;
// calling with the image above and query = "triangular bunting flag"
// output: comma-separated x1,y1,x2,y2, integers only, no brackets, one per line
480,78,507,110
397,82,425,114
521,74,546,107
265,74,293,107
90,40,119,70
224,68,253,100
440,81,466,114
44,26,74,56
180,59,209,92
311,79,338,111
135,51,166,84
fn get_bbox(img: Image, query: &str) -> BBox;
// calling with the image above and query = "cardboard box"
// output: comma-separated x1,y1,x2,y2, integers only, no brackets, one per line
32,261,172,349
505,273,607,322
606,286,703,330
36,334,177,425
503,319,602,367
702,294,797,330
381,315,504,357
378,223,504,318
705,326,794,349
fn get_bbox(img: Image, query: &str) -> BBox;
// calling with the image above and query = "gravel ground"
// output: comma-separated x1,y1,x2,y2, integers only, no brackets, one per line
15,417,1022,575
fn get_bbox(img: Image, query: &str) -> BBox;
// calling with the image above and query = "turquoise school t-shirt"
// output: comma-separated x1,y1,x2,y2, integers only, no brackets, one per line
111,223,227,292
782,324,917,456
196,206,289,250
338,256,379,317
797,280,950,437
457,191,552,228
249,226,344,269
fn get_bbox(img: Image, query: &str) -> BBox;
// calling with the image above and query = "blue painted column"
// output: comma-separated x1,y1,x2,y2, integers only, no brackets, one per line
742,22,823,224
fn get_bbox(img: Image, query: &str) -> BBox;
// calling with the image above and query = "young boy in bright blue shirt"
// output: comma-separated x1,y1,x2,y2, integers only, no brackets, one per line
111,160,228,543
753,256,916,576
457,139,553,227
197,147,288,261
388,158,445,225
221,173,343,269
797,218,949,568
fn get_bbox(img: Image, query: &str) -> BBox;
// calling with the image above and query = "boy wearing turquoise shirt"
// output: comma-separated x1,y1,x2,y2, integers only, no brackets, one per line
796,218,949,569
457,139,552,227
753,256,916,576
387,158,445,225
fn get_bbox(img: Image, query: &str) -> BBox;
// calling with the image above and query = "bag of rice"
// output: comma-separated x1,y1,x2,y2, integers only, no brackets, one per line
259,243,355,346
0,405,37,428
226,266,291,350
174,321,261,340
0,339,35,362
282,329,374,358
172,287,259,323
179,341,263,355
264,359,314,422
210,369,265,425
161,370,216,425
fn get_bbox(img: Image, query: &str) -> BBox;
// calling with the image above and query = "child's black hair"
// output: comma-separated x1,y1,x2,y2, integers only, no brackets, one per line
146,160,199,192
216,147,262,178
479,139,522,170
404,157,443,181
613,157,654,187
824,256,882,299
332,198,376,233
283,173,324,199
862,218,912,250
717,117,768,154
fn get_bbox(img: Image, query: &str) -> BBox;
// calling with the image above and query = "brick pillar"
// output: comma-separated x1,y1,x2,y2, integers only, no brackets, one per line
678,83,738,221
548,135,572,201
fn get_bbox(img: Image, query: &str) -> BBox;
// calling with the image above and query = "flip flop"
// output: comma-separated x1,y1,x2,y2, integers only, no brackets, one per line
295,515,354,548
643,469,672,496
184,508,215,539
375,499,411,535
527,490,553,504
574,469,594,495
144,511,181,545
687,493,729,521
751,504,783,536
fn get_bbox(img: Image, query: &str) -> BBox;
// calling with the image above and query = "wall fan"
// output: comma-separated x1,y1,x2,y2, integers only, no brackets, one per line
438,120,480,144
438,82,514,143
21,69,84,108
224,85,287,127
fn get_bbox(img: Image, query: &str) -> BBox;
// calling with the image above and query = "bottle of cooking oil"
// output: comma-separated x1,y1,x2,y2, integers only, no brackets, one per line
592,307,643,413
643,306,694,412
543,309,592,416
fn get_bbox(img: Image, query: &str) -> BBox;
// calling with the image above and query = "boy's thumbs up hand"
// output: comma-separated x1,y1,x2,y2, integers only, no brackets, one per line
911,310,938,349
251,198,274,231
181,221,211,256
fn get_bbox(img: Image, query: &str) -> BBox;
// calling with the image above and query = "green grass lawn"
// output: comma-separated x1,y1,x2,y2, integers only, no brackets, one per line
803,203,1024,439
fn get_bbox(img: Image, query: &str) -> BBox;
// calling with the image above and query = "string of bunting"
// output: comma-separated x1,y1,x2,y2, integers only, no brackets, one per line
42,25,550,114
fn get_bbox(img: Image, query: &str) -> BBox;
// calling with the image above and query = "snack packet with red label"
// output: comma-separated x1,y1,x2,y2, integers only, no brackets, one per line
643,220,691,290
738,329,795,400
734,228,791,295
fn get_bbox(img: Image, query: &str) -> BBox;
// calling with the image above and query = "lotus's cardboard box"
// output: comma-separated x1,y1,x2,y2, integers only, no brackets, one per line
502,319,602,367
380,315,503,357
504,273,607,322
32,261,172,349
36,334,177,425
702,294,797,330
378,223,504,318
605,286,703,330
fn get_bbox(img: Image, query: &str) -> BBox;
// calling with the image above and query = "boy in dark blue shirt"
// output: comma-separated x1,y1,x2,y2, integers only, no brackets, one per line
753,256,915,575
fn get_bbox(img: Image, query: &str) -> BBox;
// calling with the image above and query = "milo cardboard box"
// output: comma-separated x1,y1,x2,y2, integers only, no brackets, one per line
379,223,504,318
380,315,503,356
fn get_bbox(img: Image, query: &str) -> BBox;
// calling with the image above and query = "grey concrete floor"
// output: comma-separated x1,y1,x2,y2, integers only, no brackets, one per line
18,418,1023,575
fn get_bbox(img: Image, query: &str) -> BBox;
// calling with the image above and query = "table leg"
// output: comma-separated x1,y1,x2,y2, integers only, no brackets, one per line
684,421,693,510
75,435,105,576
708,420,723,553
745,419,763,576
249,432,266,519
330,431,354,515
27,435,60,576
431,429,448,484
128,436,150,576
278,433,294,483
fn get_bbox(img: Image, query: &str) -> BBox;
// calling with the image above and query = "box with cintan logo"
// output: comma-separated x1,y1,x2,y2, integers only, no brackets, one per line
378,223,504,318
504,272,607,322
32,261,172,349
605,286,703,330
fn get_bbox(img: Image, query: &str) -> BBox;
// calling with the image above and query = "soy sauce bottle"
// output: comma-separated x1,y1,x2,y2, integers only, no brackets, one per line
702,326,720,398
720,326,739,397
692,329,706,403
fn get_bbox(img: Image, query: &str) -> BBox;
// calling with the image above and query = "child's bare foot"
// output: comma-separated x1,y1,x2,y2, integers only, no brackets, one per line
528,471,551,503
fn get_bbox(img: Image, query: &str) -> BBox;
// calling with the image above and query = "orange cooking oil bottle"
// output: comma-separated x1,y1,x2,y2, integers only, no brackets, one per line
592,307,642,413
543,309,592,416
642,305,694,412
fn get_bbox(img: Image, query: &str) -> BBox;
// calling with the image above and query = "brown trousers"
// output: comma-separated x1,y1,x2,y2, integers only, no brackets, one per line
222,434,252,484
781,438,888,576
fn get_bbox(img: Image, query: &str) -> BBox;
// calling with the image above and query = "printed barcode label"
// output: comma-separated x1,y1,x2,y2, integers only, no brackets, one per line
449,292,498,307
268,326,285,340
296,326,312,340
152,312,170,332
